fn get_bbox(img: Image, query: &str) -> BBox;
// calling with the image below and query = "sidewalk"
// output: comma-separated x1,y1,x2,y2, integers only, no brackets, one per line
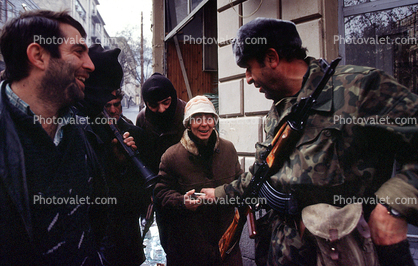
122,104,141,124
142,221,166,266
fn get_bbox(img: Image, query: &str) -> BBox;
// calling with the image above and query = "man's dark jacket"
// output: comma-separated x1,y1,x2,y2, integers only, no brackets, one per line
0,81,36,263
0,81,108,265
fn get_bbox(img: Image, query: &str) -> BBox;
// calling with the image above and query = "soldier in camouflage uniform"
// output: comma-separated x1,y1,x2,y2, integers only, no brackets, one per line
202,18,418,265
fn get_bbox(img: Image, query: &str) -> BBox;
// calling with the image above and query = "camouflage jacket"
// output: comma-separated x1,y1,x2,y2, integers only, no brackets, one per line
215,57,418,223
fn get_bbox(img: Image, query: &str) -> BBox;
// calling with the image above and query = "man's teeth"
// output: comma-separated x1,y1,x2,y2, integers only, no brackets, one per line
77,77,85,82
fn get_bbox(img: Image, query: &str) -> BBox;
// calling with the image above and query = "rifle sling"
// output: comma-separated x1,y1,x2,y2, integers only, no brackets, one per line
256,58,341,216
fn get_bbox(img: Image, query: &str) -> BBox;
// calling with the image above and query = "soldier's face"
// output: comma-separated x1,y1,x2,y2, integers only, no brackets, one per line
245,58,278,100
245,57,294,101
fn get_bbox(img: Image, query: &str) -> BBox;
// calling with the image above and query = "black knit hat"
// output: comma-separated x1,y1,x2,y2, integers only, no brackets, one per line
76,44,123,117
141,73,177,103
85,44,123,90
232,18,302,67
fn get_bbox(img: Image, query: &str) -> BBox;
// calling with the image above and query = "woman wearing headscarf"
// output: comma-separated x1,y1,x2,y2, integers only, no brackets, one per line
154,96,243,266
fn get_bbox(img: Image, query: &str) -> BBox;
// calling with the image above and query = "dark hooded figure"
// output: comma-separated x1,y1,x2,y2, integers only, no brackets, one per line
136,73,186,174
79,44,149,265
77,44,122,118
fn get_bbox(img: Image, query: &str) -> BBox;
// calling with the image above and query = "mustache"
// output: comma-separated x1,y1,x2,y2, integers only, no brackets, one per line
76,71,90,80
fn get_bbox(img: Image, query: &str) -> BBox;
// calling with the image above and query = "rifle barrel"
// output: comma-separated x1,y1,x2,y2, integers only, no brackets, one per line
103,110,158,189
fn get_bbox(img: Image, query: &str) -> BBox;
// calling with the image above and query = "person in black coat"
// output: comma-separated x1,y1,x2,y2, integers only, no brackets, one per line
80,44,151,265
0,10,110,265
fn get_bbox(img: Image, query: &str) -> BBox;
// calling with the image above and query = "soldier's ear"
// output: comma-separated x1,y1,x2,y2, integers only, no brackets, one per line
265,48,279,69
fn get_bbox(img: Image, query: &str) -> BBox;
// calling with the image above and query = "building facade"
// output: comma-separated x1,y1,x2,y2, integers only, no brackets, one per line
32,0,109,47
0,0,39,27
0,0,40,67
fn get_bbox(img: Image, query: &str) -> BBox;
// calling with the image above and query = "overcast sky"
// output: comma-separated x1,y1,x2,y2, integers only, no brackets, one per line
97,0,153,41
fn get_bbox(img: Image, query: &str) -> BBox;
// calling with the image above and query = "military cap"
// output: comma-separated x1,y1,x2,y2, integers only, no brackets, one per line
232,17,302,67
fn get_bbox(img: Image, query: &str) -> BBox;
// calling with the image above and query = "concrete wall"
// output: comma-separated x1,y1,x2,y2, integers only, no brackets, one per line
216,0,338,265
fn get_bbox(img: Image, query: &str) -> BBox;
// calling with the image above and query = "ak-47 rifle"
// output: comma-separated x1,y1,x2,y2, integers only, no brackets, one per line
102,109,158,190
219,57,341,260
102,110,158,241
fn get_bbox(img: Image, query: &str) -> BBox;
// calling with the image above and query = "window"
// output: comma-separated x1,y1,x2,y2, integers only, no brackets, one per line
74,0,86,21
339,0,418,93
192,0,204,11
92,3,96,15
343,0,379,7
96,23,101,34
165,0,207,33
166,0,188,31
339,0,418,240
91,22,95,36
6,2,16,21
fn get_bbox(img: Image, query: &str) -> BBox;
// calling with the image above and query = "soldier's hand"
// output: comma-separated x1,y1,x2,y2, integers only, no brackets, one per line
184,189,202,211
200,188,215,200
368,203,408,245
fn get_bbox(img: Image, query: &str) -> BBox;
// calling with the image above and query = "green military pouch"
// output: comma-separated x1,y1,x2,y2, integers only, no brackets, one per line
302,203,379,266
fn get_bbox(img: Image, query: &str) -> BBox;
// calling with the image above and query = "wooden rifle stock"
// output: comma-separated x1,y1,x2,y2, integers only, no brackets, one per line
219,209,239,260
266,122,302,171
219,57,341,260
219,207,257,260
219,121,301,260
247,206,257,238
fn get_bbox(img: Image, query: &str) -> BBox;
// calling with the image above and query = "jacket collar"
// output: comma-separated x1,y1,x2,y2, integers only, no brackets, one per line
271,57,334,126
297,57,334,113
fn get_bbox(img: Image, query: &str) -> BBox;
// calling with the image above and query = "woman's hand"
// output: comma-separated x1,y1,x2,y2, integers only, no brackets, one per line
184,189,203,211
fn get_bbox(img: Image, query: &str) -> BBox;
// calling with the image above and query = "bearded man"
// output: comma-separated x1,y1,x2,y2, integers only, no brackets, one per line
0,10,133,265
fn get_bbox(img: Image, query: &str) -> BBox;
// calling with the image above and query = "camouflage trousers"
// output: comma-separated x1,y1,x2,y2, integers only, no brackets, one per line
256,211,317,266
269,217,317,265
